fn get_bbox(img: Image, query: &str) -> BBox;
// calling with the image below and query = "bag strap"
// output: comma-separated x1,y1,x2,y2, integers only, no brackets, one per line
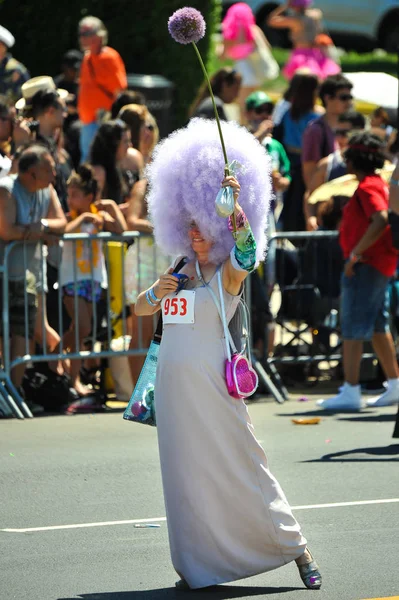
195,261,236,360
87,57,114,101
153,257,187,344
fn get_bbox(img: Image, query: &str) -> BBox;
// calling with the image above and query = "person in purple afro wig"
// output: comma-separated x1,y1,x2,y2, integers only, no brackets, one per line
135,116,322,592
146,117,270,265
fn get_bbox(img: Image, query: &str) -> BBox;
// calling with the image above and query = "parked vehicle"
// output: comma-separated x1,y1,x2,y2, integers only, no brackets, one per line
222,0,399,51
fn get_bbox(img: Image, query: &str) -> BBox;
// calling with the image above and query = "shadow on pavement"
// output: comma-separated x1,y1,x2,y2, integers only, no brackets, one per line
303,444,399,462
58,585,303,600
337,414,395,422
276,409,378,417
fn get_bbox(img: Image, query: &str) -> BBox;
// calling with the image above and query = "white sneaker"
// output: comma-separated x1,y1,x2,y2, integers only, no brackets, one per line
317,383,363,411
366,382,399,407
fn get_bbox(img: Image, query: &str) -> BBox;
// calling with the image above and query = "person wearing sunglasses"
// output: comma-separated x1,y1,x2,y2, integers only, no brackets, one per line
302,74,354,228
134,117,322,591
77,16,127,163
245,91,291,199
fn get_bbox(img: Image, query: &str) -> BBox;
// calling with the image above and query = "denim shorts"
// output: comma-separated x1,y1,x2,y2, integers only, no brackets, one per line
340,263,390,341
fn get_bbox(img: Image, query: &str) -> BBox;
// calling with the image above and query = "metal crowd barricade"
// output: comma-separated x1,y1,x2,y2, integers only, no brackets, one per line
265,230,376,395
0,231,170,419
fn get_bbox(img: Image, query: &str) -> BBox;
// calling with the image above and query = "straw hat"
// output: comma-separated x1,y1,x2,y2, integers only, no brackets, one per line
0,25,15,48
308,163,395,205
15,76,68,111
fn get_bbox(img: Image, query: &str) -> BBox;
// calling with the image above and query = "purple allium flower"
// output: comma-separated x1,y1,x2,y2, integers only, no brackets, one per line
168,7,206,45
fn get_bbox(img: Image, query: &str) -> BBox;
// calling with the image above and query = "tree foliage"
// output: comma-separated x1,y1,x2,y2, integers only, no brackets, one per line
0,0,222,126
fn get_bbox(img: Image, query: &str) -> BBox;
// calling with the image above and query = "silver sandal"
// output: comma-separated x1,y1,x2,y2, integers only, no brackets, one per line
296,548,322,589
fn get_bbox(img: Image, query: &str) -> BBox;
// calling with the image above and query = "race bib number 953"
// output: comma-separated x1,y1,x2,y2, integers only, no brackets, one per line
161,290,195,324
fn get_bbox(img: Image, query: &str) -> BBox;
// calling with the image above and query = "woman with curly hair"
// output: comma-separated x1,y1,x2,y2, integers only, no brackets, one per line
134,118,322,591
317,132,399,411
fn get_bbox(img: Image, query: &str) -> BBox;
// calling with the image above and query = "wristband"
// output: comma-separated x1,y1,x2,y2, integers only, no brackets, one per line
41,218,50,233
149,287,161,304
390,177,399,187
145,290,158,307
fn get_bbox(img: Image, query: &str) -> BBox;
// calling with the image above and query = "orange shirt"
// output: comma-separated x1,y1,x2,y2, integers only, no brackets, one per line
78,46,127,124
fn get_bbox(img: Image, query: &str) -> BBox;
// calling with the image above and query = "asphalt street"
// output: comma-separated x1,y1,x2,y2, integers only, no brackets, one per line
1,393,398,600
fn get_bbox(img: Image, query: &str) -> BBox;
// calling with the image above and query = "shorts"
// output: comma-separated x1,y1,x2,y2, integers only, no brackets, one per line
63,280,103,303
340,263,390,341
0,272,37,339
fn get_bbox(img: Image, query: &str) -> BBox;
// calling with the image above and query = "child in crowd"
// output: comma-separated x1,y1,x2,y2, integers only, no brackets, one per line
317,133,399,410
59,164,125,396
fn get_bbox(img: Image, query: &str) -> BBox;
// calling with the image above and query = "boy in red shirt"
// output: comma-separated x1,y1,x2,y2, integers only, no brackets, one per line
77,16,127,162
318,132,399,410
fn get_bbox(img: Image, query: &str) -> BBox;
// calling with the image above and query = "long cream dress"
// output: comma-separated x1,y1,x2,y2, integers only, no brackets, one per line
155,263,306,589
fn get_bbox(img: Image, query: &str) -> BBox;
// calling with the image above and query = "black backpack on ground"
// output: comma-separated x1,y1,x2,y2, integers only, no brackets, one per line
22,363,77,411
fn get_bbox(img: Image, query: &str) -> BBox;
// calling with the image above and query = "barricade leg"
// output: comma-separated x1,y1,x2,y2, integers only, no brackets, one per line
253,357,286,404
265,359,290,401
5,378,33,418
0,380,25,419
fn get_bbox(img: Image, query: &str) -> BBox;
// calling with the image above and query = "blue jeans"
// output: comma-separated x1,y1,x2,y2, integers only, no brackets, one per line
340,263,390,341
80,121,99,163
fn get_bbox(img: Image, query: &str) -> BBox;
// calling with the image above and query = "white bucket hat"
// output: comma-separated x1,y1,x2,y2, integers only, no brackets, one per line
0,25,15,49
15,76,69,111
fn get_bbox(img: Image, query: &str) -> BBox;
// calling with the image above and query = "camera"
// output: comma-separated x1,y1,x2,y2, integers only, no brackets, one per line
27,120,40,134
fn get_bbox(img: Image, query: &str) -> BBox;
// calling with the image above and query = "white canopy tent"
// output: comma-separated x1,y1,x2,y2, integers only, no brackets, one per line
343,71,398,110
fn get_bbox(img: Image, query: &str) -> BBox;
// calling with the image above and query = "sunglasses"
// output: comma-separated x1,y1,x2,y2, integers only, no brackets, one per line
255,104,272,115
144,123,154,131
335,128,350,136
336,94,353,102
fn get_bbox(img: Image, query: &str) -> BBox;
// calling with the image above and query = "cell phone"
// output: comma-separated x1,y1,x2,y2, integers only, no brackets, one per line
173,273,189,293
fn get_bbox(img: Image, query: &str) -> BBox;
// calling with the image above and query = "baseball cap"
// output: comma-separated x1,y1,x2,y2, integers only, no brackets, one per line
245,91,273,110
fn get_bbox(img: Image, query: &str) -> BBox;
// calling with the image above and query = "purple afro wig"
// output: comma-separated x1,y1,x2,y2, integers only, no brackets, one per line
146,118,271,266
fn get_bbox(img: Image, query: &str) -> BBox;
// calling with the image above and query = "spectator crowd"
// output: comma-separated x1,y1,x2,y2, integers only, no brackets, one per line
1,6,399,417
